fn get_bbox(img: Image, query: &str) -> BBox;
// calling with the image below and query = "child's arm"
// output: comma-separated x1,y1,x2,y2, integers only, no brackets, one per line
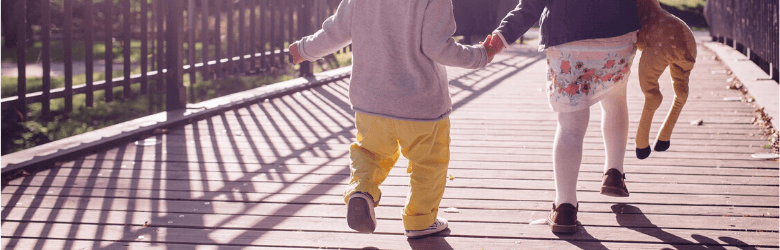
289,0,354,64
492,0,547,49
480,35,504,62
421,0,490,69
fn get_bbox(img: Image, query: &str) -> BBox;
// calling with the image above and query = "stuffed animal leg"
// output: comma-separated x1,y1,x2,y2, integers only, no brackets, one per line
635,0,697,159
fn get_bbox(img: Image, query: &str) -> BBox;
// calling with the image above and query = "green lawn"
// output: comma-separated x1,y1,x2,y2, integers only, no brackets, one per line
2,51,352,155
659,0,706,10
2,40,144,64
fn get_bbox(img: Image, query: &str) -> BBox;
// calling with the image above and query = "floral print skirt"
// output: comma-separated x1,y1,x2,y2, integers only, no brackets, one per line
546,31,638,112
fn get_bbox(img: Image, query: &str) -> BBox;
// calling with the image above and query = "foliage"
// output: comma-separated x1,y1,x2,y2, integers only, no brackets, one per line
1,54,353,155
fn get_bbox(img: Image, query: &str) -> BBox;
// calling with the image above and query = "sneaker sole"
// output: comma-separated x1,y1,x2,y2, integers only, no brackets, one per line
600,186,630,197
405,225,448,238
547,218,577,234
347,196,376,233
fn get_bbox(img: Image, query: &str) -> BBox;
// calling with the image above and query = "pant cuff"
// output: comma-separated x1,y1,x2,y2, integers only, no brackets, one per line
343,181,381,206
402,209,439,230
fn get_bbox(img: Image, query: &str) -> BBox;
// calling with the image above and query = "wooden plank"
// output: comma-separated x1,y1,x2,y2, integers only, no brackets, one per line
105,0,114,102
160,112,765,143
93,135,764,155
4,180,777,207
72,143,777,169
123,0,132,98
50,158,780,180
2,42,778,250
2,219,776,248
69,133,775,166
9,167,777,196
5,223,772,250
4,198,776,231
0,238,314,250
4,188,775,218
3,206,776,238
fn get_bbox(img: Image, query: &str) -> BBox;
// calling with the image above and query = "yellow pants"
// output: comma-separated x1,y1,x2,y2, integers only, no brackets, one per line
343,113,451,230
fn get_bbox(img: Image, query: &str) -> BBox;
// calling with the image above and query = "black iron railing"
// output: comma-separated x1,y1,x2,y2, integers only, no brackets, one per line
2,0,346,119
706,0,779,82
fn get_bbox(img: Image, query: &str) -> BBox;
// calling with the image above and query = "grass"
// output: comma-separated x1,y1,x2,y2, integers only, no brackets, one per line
1,68,138,99
658,0,706,10
2,51,352,155
1,40,144,64
2,39,290,64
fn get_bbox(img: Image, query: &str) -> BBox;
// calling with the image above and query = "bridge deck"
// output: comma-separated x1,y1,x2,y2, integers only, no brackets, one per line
2,42,778,249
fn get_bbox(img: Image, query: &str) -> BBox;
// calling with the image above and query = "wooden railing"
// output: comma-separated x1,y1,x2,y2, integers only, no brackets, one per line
705,0,779,82
2,0,347,120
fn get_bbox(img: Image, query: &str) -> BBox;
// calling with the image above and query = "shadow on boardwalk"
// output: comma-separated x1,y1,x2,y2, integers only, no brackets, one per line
2,43,778,249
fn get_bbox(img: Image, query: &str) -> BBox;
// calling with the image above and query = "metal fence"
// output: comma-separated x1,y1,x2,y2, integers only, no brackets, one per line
2,0,345,121
705,0,779,82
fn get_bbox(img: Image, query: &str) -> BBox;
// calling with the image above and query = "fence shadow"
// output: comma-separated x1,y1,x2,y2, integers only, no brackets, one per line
612,203,757,250
2,47,551,249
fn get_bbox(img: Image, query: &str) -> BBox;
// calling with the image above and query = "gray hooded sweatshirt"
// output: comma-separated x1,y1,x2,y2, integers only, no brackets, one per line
297,0,489,121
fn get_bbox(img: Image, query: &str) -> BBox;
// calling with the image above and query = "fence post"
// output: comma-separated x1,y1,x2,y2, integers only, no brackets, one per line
167,0,187,111
15,0,27,121
297,1,313,77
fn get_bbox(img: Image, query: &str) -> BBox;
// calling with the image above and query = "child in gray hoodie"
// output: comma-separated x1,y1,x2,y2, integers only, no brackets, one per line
289,0,500,238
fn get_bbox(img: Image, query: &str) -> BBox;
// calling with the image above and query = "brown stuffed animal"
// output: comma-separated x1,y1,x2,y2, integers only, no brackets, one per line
634,0,697,159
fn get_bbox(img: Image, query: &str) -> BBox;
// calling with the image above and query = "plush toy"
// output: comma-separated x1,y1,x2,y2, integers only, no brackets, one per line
634,0,697,159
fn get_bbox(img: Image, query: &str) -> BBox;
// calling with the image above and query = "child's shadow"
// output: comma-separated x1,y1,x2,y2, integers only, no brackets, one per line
611,203,757,250
406,228,455,250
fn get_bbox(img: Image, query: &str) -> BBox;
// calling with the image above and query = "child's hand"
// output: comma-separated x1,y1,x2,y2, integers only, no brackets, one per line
288,42,305,64
480,35,504,63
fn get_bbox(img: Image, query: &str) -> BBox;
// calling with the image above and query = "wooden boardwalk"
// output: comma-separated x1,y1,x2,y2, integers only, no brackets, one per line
3,42,778,249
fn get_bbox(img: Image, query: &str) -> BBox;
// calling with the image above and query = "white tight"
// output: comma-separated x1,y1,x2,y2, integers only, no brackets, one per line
553,87,628,206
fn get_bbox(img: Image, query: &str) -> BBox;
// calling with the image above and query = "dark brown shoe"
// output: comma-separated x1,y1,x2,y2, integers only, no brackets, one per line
600,168,629,197
546,203,578,233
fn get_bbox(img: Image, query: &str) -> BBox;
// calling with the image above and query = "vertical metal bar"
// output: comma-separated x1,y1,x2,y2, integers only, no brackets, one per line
279,0,293,66
238,0,245,73
166,0,186,110
249,0,256,71
188,0,196,101
298,0,312,76
41,0,51,117
64,0,74,112
261,0,268,69
214,0,221,78
85,0,94,106
269,0,276,66
105,0,115,102
15,0,26,120
226,0,234,75
201,0,210,80
157,0,165,95
140,0,148,94
288,0,294,47
150,0,159,113
122,0,131,98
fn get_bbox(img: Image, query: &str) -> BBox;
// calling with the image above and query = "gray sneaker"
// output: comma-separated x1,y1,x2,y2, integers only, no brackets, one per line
347,192,376,233
404,217,448,238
